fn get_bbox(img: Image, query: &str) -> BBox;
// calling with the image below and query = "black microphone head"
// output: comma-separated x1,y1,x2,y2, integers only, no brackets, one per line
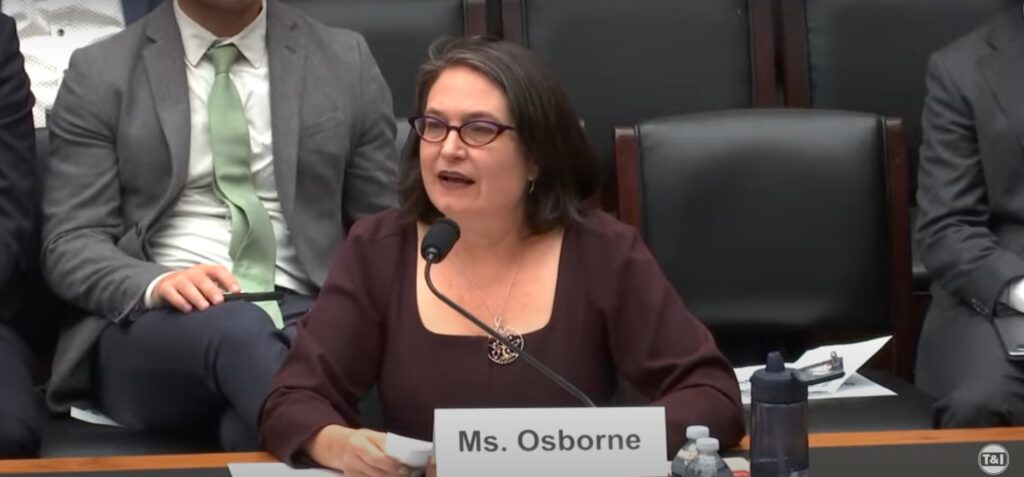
421,218,460,263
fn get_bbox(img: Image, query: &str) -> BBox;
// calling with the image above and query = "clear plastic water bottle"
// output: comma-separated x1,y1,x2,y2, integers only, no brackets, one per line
681,437,733,477
671,425,710,477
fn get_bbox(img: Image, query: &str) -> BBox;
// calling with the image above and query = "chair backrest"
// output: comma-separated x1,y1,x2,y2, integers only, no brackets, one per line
500,0,778,206
615,109,913,374
780,0,1016,190
282,0,490,117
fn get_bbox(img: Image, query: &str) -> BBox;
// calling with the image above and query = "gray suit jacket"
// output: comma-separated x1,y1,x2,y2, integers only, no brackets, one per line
916,6,1024,319
42,0,398,411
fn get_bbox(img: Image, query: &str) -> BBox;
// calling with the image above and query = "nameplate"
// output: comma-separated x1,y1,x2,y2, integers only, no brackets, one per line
434,407,666,477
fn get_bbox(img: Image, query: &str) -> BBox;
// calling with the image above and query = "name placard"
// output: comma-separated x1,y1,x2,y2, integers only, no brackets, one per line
434,407,667,477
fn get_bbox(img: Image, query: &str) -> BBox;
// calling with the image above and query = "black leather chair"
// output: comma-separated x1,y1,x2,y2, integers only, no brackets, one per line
778,0,1018,293
499,0,778,208
283,0,490,117
616,109,916,377
615,109,932,430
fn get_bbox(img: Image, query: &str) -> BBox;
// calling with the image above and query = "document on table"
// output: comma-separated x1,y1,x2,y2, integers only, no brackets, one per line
229,433,434,477
386,432,434,467
734,335,896,404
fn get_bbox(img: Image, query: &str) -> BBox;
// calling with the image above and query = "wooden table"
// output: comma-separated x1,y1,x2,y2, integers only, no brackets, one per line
0,427,1021,474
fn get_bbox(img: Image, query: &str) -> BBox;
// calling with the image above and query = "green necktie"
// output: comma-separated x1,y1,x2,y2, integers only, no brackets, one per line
207,44,283,329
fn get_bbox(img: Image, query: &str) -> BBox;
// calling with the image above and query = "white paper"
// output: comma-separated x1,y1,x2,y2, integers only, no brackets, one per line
227,434,431,477
386,432,433,467
69,406,124,427
229,463,341,476
723,456,751,472
809,371,897,400
735,335,896,404
740,371,897,404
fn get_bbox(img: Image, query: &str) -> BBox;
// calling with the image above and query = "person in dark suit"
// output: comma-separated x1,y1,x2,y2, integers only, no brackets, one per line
42,0,397,450
916,3,1024,428
1,0,164,127
0,12,43,458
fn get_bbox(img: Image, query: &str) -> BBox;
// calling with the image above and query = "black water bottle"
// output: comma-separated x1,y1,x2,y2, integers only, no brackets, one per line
749,352,843,477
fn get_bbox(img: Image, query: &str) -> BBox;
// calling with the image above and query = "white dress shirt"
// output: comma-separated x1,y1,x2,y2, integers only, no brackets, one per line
3,0,125,127
144,0,314,307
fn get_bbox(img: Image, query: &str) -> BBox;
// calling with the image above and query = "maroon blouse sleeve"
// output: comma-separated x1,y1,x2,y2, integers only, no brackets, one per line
259,212,403,463
586,215,746,454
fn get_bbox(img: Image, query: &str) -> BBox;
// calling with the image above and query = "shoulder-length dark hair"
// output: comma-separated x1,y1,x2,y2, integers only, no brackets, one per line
399,37,600,235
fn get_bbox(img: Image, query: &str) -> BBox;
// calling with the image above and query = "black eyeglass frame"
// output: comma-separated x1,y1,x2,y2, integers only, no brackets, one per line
408,115,517,147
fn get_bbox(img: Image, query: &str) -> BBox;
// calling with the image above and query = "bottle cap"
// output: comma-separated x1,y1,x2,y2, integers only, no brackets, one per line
750,351,808,404
686,425,710,440
695,437,719,452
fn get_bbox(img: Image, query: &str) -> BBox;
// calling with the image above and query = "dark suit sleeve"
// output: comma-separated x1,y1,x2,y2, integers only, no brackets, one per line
915,52,1024,315
341,35,398,230
0,16,38,294
591,221,745,455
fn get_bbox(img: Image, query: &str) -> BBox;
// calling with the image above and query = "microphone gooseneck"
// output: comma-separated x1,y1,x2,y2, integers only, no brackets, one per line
421,219,596,407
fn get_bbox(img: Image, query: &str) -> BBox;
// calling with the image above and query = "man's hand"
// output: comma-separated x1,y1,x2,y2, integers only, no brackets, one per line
153,264,240,312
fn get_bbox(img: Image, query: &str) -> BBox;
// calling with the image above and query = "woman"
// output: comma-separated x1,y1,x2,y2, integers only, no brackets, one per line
259,38,744,475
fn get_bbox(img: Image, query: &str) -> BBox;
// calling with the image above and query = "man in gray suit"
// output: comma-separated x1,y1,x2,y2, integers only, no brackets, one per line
916,2,1024,428
43,0,397,449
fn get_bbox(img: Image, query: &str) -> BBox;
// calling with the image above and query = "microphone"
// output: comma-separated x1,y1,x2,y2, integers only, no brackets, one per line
421,217,460,263
421,218,596,407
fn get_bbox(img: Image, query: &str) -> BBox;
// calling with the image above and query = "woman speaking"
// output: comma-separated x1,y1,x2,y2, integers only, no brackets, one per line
259,38,744,476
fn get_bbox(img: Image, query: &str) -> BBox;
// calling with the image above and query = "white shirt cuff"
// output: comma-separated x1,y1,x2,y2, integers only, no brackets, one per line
1003,278,1024,314
143,272,175,309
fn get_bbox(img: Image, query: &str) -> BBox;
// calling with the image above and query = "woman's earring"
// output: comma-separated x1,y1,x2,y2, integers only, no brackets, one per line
528,179,536,195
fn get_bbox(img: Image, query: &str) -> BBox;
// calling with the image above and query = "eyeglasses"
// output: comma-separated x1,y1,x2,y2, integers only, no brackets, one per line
409,115,516,147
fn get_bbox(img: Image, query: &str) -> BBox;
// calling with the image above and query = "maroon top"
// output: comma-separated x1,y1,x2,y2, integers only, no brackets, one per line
260,209,744,462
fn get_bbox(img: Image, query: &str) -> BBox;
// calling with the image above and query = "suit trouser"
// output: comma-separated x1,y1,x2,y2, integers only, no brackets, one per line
916,294,1024,428
0,322,41,457
94,294,312,451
